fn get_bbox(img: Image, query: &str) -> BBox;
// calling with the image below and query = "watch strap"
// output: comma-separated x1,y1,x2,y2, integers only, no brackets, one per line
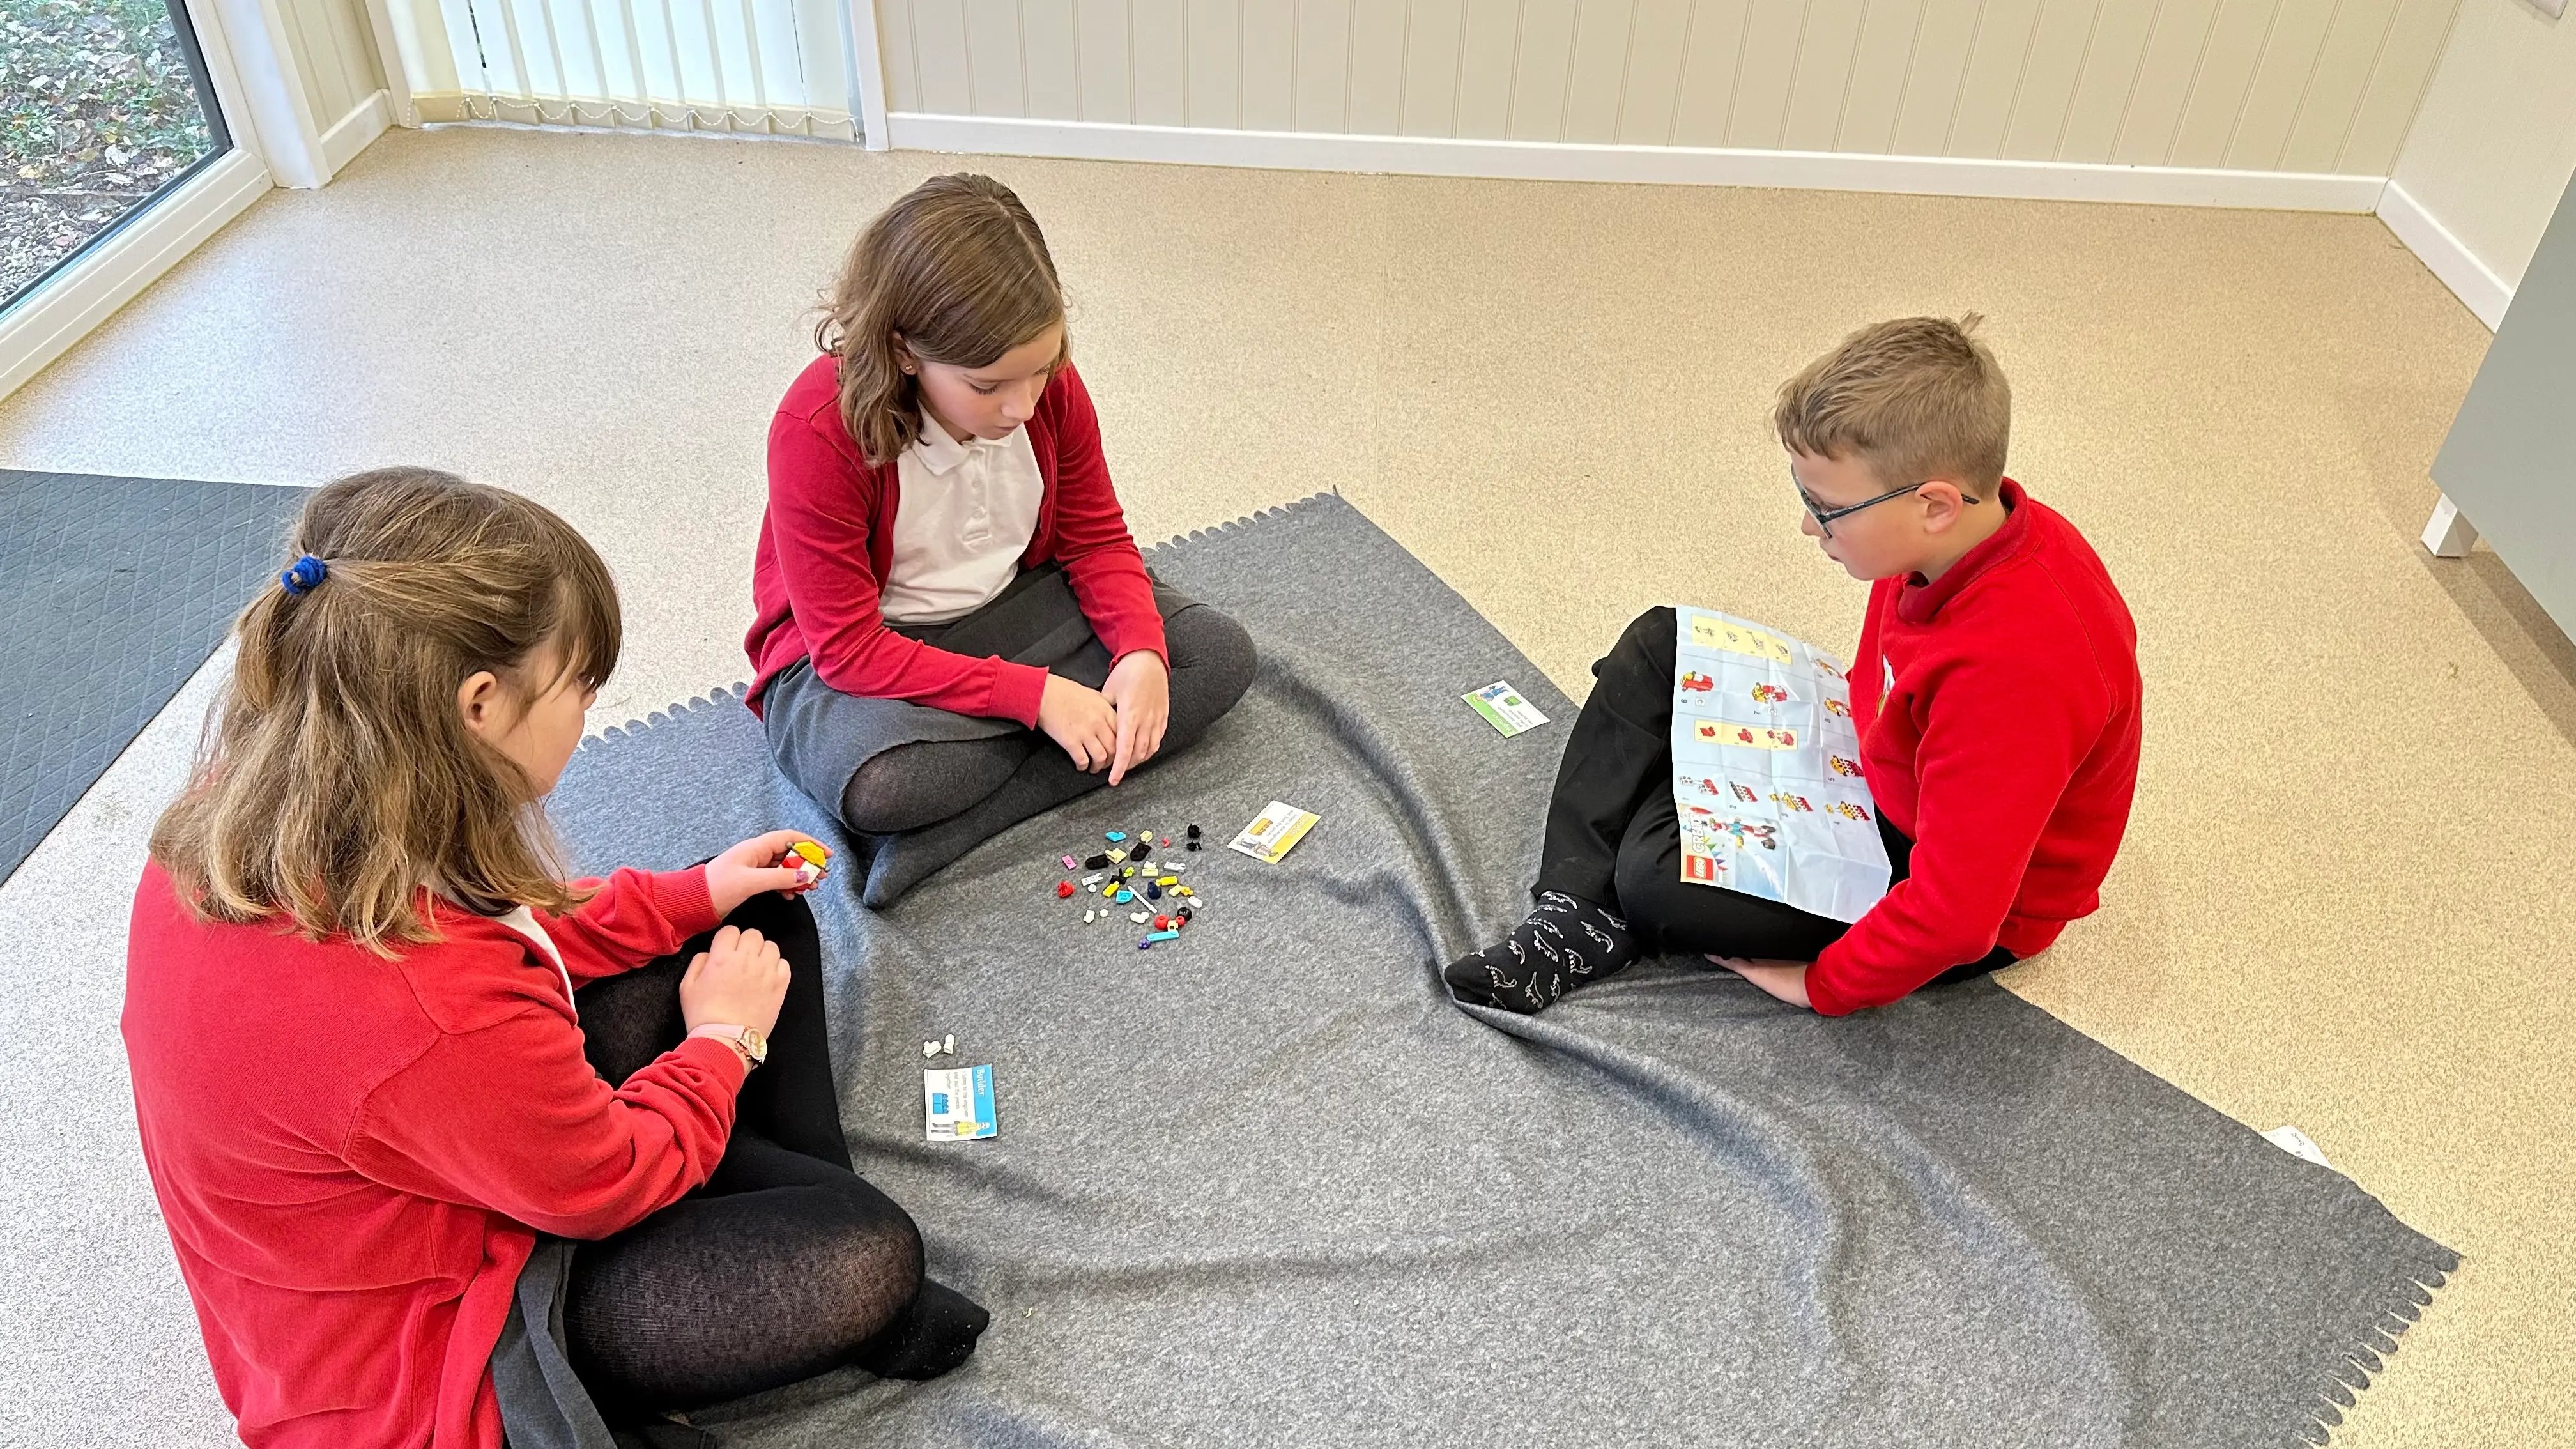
686,1023,765,1070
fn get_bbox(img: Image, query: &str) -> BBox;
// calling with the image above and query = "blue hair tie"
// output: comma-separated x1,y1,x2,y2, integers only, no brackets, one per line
280,555,328,596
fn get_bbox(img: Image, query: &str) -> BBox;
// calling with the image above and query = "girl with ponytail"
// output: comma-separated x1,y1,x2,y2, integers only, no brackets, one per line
126,468,985,1449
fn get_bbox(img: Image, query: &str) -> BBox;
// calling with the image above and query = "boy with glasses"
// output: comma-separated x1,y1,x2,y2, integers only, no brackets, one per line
1447,316,2141,1016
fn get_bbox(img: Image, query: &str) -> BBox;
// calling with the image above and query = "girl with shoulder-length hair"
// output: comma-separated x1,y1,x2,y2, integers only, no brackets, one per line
747,172,1256,906
126,468,985,1448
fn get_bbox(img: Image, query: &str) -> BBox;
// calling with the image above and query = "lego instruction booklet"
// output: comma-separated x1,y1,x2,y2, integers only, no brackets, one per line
1669,605,1891,924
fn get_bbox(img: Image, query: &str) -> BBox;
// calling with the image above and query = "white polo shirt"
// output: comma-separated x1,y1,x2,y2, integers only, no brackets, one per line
878,411,1045,625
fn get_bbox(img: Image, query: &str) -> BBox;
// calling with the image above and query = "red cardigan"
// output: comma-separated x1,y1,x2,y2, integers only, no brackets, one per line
744,356,1168,724
1810,480,2142,1015
122,862,740,1449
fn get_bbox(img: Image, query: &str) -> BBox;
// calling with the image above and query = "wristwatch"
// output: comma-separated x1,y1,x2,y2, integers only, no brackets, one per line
686,1023,769,1071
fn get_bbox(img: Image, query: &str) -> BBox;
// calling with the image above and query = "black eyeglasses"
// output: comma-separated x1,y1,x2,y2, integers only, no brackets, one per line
1791,469,1981,537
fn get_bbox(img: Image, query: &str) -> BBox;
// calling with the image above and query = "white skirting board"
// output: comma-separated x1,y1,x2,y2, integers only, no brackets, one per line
2376,180,2515,332
883,113,2391,215
0,151,273,402
319,89,394,178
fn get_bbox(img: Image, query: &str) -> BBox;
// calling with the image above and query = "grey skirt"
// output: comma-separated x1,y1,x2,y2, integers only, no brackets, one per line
761,563,1199,815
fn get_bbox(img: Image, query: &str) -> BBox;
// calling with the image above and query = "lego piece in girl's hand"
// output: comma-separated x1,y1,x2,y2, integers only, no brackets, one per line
784,839,831,887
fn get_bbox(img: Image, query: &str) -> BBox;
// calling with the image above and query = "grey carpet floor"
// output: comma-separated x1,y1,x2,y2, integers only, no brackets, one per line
0,469,305,882
548,494,2455,1449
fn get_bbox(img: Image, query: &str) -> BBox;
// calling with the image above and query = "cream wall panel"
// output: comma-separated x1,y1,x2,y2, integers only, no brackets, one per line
1183,0,1237,126
2167,0,2277,169
2000,0,2099,158
1292,0,1351,131
1503,0,1577,142
1071,0,1130,122
2334,0,2453,176
884,0,2459,180
962,0,1027,115
2228,0,2336,171
2112,0,2220,165
2053,1,2158,162
1838,0,1927,154
281,0,380,121
1398,0,1466,134
1725,0,1801,148
1237,2,1294,130
1780,0,1867,153
1348,3,1409,135
1951,0,2048,159
1667,0,1747,148
1131,0,1185,124
1020,0,1078,119
881,0,922,111
1453,0,1520,139
1613,0,1692,144
2280,0,2401,172
908,1,974,113
1562,0,1634,144
1889,0,1979,156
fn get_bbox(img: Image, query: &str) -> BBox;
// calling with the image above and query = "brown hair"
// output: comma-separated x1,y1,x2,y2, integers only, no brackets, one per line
1772,314,2012,495
815,172,1070,464
150,467,621,951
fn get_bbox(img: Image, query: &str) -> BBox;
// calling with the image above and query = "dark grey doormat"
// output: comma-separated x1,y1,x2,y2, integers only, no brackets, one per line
549,494,2453,1449
0,469,306,882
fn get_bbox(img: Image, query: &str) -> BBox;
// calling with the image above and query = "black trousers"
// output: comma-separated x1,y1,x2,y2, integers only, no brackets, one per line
1538,607,2013,979
564,891,926,1413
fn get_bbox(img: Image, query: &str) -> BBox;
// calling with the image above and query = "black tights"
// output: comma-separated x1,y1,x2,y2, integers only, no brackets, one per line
565,891,985,1414
838,599,1259,834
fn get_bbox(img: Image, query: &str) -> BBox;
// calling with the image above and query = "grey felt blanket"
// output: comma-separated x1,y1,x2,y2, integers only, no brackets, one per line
547,494,2452,1449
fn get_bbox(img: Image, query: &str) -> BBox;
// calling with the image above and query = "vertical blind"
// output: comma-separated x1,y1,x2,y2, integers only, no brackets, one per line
438,0,860,137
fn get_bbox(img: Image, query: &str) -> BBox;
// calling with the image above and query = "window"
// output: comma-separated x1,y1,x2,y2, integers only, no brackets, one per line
1,0,228,312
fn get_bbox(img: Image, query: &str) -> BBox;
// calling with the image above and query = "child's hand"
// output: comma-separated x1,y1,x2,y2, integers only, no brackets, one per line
1037,674,1119,774
679,925,789,1038
707,830,825,916
1710,956,1813,1009
1098,652,1170,786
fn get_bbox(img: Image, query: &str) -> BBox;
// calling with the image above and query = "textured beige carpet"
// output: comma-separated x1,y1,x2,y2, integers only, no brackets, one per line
0,125,2561,1447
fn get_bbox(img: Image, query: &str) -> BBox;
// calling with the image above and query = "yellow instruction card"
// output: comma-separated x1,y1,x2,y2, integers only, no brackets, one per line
1229,801,1320,864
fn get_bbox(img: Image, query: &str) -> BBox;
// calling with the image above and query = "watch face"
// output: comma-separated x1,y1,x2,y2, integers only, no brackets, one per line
742,1027,769,1062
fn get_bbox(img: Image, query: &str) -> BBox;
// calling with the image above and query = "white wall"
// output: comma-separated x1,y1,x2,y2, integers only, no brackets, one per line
2389,0,2576,299
877,0,2458,176
278,0,389,132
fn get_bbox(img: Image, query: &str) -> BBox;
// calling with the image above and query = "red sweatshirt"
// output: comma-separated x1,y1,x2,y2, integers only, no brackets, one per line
1809,480,2142,1016
744,356,1168,724
122,862,740,1449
